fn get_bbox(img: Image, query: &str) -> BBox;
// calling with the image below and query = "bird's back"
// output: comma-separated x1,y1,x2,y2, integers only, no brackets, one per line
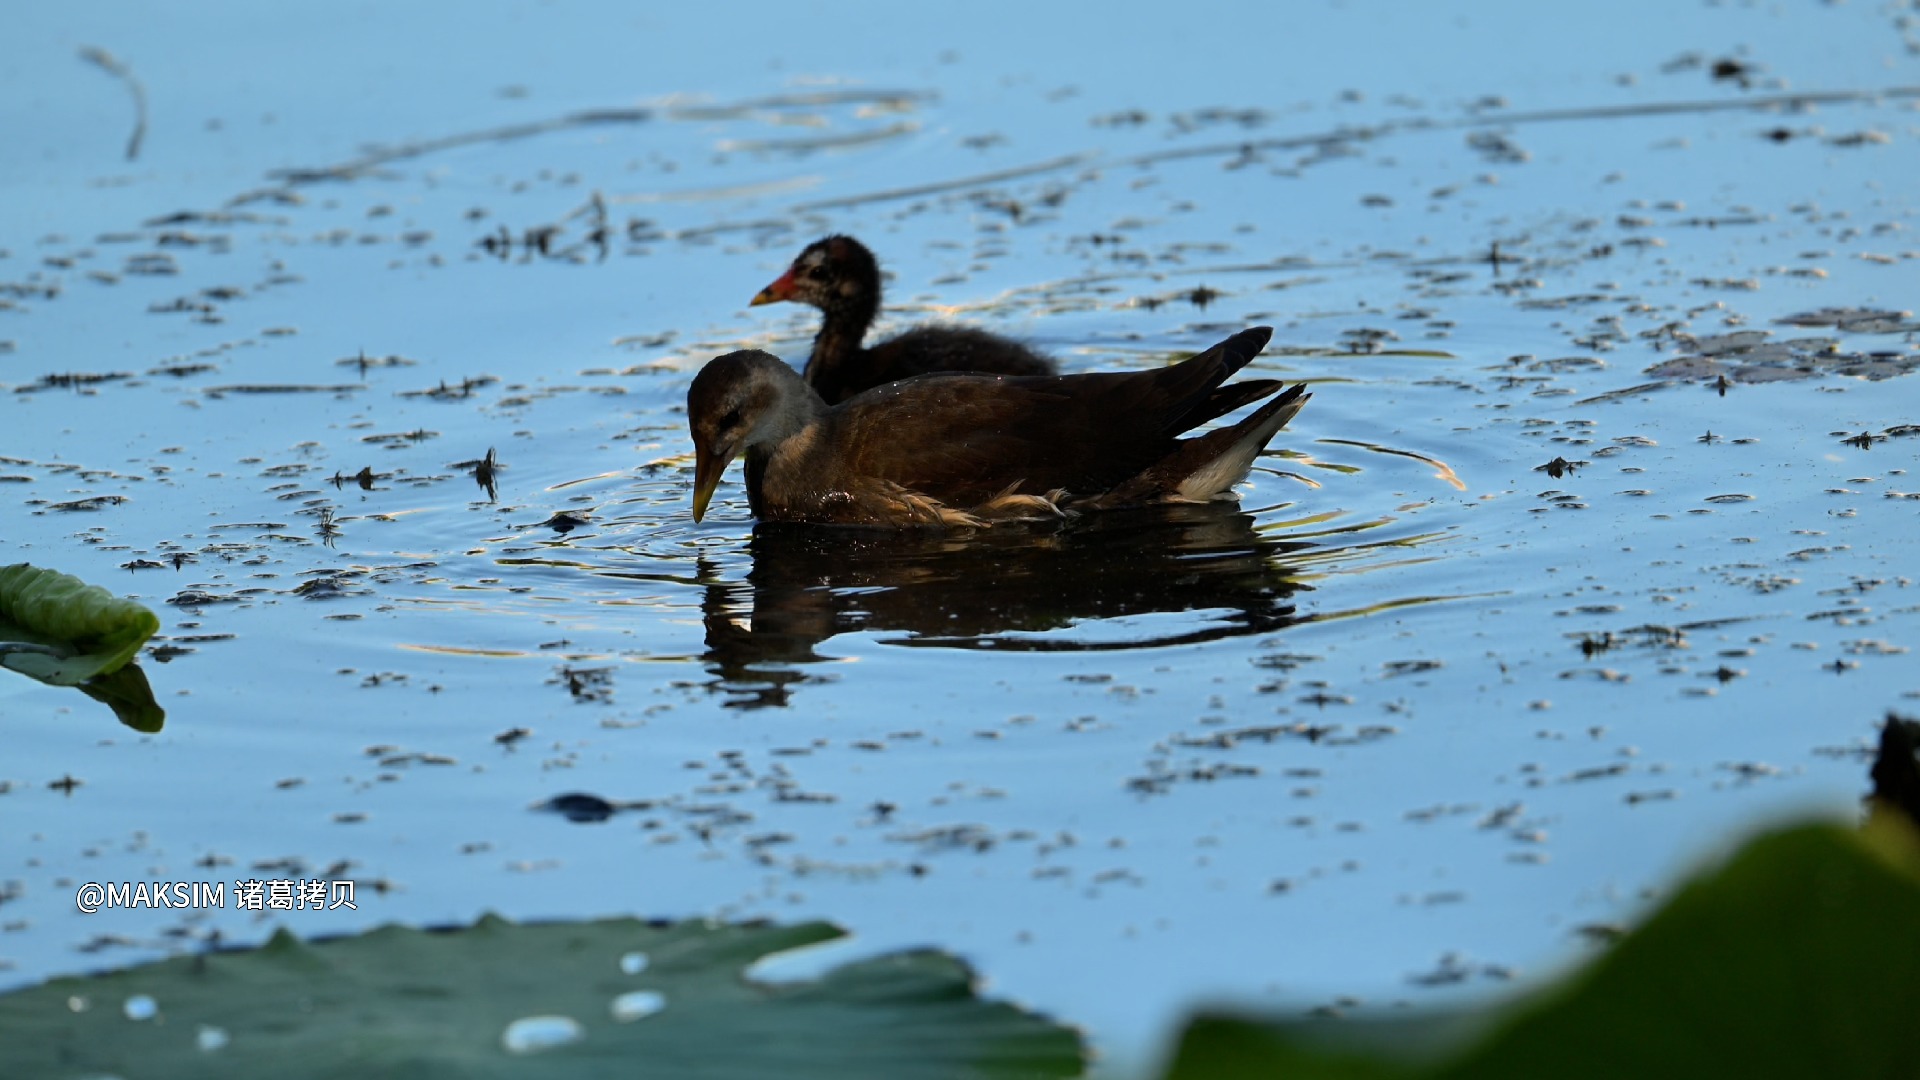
785,327,1273,507
809,325,1055,404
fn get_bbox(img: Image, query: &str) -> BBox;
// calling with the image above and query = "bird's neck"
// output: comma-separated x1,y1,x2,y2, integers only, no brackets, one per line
747,371,830,450
812,291,879,365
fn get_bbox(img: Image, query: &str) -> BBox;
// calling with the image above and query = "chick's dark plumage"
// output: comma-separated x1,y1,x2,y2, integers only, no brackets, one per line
750,234,1056,404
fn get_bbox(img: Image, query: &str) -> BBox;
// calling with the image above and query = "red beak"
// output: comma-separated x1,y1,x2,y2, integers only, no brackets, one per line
750,267,797,307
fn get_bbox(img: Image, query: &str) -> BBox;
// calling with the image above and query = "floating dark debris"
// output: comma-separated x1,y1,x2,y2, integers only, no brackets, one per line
1467,131,1529,165
401,375,499,400
123,252,178,276
612,331,676,350
1828,130,1892,148
360,429,439,446
1643,334,1920,385
149,362,218,378
148,294,219,315
534,792,624,823
330,467,380,490
1405,952,1509,988
47,496,128,512
1710,57,1757,89
373,748,457,769
888,823,1000,852
292,576,351,599
553,664,613,703
312,507,342,545
1516,292,1615,310
20,372,134,392
166,589,238,606
336,351,419,372
143,209,286,228
1775,307,1918,333
205,384,367,396
1565,763,1630,783
462,447,499,501
1340,327,1400,353
1571,623,1691,659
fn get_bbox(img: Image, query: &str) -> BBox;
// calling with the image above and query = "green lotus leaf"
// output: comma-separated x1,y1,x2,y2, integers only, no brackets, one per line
1161,819,1920,1080
0,562,160,686
0,915,1086,1078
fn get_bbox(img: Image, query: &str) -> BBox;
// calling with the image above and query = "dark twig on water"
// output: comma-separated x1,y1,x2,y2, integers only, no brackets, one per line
791,153,1097,213
266,109,652,185
78,46,149,161
791,84,1920,215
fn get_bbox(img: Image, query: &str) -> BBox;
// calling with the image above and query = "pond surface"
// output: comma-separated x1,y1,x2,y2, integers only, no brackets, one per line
5,1,1919,1073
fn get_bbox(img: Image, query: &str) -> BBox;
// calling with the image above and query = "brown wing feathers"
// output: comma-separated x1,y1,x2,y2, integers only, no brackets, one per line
823,327,1277,504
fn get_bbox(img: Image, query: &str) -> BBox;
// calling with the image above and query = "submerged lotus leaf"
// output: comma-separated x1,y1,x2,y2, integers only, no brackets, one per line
1161,820,1920,1080
0,562,161,686
74,660,167,732
0,915,1086,1079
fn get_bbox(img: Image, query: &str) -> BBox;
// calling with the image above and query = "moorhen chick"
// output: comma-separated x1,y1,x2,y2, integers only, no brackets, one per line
687,326,1308,527
749,234,1056,404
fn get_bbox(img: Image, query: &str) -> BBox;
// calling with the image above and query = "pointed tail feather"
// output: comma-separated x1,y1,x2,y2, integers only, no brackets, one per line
1099,383,1309,506
1154,327,1276,436
1195,378,1287,426
1173,384,1309,500
1214,326,1275,378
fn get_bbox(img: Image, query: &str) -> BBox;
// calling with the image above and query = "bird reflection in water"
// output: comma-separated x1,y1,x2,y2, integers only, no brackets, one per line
697,501,1314,709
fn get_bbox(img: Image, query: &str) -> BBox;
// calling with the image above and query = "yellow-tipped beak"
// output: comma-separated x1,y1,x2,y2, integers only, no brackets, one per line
749,267,796,307
692,452,720,522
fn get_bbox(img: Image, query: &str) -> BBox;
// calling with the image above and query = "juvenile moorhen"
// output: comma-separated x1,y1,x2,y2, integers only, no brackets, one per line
749,234,1056,404
687,326,1308,527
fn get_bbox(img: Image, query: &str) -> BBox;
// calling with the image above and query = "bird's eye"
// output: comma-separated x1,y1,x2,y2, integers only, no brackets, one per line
719,407,742,430
804,264,828,281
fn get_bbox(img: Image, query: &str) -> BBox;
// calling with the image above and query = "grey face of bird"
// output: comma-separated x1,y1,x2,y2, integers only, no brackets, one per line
687,352,800,522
